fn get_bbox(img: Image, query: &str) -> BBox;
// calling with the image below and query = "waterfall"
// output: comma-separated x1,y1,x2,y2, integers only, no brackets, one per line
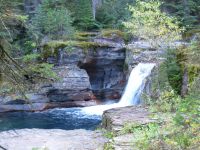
81,63,155,115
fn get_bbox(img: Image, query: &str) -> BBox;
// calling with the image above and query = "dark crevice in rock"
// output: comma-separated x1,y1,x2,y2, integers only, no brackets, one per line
78,48,126,102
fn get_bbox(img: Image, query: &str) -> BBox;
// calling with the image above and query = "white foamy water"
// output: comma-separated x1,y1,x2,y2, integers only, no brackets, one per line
81,63,155,115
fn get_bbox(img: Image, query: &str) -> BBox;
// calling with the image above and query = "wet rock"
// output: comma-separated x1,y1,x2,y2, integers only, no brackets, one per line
102,106,155,132
0,103,47,113
0,129,108,150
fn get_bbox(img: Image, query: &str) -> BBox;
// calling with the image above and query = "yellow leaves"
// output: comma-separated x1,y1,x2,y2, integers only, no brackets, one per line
124,0,182,48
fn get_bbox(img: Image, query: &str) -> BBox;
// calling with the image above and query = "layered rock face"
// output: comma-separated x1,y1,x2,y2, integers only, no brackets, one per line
47,37,126,103
0,36,126,112
0,66,96,112
79,47,126,102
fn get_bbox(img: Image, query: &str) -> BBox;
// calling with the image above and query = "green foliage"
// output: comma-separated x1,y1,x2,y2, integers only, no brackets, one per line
32,0,74,39
103,131,115,139
100,29,125,38
72,0,97,30
27,63,57,80
124,0,182,48
42,40,111,56
150,90,181,112
120,122,160,149
0,0,26,41
165,49,183,94
74,32,97,41
23,41,37,54
41,40,110,59
22,54,40,63
22,54,58,82
96,0,135,28
162,0,200,32
103,143,114,150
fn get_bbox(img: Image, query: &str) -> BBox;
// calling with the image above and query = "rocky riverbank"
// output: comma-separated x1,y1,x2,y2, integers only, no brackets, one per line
0,106,156,150
0,129,107,150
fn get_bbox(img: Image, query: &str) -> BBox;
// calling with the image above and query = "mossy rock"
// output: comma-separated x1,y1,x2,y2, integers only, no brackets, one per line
44,40,109,49
183,27,200,39
74,32,98,41
41,40,112,59
100,29,125,38
100,29,131,43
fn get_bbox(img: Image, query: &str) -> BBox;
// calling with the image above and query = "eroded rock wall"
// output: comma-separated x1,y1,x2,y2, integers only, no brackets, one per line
0,35,126,112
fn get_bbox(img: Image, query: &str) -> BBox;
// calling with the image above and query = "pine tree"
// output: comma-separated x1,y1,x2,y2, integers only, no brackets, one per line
73,0,96,30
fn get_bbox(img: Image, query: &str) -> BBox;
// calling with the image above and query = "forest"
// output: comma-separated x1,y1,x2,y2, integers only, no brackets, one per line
0,0,200,150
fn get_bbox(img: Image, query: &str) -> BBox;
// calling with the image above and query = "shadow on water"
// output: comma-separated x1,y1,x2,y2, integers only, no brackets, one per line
0,108,101,132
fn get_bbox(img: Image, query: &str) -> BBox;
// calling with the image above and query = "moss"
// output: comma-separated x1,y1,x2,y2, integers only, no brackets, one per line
75,31,98,37
100,29,131,44
41,40,112,58
183,27,200,39
101,29,125,38
74,32,98,41
43,40,111,51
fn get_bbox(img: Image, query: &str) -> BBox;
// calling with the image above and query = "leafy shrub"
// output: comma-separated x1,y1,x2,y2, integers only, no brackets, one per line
123,0,182,48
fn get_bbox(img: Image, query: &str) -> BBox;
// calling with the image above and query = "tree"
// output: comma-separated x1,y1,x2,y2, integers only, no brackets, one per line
32,0,74,39
0,0,57,93
96,0,134,28
73,0,96,30
162,0,200,31
123,0,182,48
92,0,102,20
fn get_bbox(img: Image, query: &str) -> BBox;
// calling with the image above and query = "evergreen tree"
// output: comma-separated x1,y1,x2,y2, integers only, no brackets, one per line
32,0,74,39
73,0,96,30
162,0,200,31
96,0,135,28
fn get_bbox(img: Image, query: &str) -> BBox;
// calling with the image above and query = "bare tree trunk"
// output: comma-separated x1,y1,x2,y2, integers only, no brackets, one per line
183,0,190,17
92,0,102,20
181,67,189,97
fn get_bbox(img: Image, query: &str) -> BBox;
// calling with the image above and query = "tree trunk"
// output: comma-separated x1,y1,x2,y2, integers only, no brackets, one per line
92,0,102,20
183,0,190,17
181,67,189,97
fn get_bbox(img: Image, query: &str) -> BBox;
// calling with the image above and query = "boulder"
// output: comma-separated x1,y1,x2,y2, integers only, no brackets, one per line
102,106,156,150
102,106,155,132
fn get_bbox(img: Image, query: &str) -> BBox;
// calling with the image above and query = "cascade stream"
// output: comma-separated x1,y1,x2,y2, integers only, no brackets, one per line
81,63,155,115
0,63,155,131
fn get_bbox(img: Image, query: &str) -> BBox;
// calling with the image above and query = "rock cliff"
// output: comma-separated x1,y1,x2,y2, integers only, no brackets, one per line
0,35,126,112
